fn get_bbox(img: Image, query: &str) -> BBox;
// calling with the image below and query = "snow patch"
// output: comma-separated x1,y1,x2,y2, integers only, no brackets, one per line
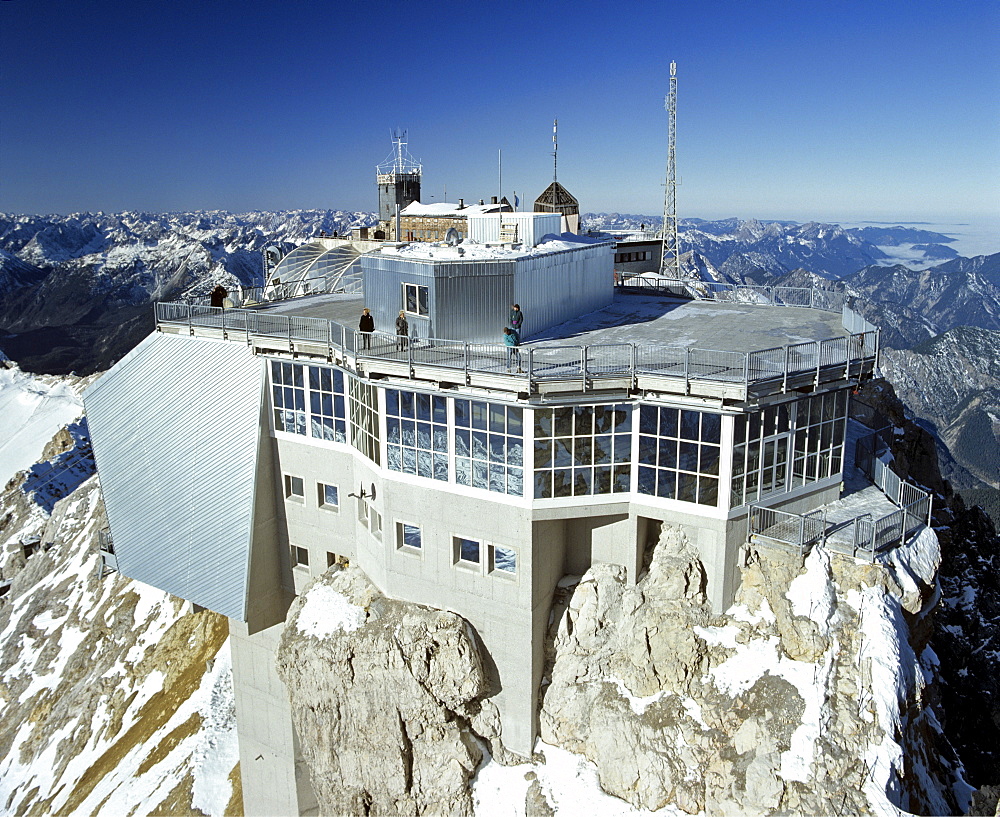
296,583,366,637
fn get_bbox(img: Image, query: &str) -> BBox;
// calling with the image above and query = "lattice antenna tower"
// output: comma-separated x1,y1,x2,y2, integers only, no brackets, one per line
659,62,682,278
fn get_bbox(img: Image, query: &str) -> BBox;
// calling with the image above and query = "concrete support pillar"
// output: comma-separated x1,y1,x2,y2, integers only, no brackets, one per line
230,619,318,817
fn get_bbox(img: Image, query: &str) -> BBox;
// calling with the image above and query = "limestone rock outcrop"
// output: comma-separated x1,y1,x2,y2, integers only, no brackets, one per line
276,566,500,816
540,523,966,816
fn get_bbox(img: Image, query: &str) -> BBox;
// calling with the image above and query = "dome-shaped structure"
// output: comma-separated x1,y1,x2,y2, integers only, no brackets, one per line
263,238,381,300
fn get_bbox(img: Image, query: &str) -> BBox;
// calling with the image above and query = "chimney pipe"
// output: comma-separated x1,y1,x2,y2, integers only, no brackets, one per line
459,198,464,209
491,196,498,205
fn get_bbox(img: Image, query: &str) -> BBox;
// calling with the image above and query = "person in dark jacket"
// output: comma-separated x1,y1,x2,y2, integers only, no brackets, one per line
509,303,524,334
210,284,228,308
395,310,409,351
359,308,374,350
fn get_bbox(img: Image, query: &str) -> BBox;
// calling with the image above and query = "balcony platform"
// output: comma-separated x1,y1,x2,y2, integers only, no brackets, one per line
158,287,875,404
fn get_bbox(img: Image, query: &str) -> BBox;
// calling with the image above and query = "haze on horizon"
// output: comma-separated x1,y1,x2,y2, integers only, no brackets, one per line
1,0,997,227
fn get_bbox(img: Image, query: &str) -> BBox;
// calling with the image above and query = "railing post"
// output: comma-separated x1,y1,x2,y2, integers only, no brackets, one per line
782,346,790,393
684,347,690,392
327,320,333,359
527,347,534,381
810,287,815,309
743,351,750,385
187,304,193,335
631,343,637,386
287,315,293,352
814,340,821,387
221,305,227,339
582,346,588,387
407,332,413,375
799,516,805,553
464,342,470,384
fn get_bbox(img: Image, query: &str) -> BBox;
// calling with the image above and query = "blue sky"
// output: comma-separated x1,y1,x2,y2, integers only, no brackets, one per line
2,0,998,225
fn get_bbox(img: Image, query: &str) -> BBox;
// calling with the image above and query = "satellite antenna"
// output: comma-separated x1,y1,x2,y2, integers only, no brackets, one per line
445,227,461,246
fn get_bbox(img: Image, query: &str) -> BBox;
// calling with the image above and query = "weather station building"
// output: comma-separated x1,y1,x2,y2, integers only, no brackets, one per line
83,202,883,812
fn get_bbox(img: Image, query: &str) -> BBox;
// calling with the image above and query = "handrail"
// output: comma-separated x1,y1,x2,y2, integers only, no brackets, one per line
748,427,933,561
155,301,877,394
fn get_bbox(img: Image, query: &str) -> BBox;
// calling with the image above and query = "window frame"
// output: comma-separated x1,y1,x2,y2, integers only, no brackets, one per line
453,536,482,570
397,521,423,553
489,544,517,578
318,482,339,511
284,474,305,502
402,282,429,316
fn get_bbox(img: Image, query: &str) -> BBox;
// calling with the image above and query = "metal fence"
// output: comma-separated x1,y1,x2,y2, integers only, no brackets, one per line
748,506,827,553
156,301,877,394
749,427,933,560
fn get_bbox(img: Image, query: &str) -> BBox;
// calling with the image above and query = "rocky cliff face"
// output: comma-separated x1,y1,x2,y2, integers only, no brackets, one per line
0,421,241,816
880,327,1000,492
854,379,1000,799
275,566,505,816
539,524,966,816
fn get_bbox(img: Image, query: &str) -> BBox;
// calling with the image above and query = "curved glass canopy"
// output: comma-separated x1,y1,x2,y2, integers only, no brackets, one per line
264,239,372,300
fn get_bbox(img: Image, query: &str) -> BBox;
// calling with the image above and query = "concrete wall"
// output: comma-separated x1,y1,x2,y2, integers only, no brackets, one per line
230,620,318,817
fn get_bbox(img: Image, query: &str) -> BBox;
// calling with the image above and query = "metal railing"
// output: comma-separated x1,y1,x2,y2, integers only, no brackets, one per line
748,506,827,553
748,427,933,561
156,301,877,395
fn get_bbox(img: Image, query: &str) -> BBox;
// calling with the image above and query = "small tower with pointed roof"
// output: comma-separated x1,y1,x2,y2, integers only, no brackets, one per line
534,119,580,232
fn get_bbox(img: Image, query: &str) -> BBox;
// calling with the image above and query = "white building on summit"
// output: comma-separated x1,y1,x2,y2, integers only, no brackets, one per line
85,211,890,815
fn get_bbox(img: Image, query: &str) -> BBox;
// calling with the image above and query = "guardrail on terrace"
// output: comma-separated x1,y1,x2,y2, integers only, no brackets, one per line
155,301,878,394
747,427,932,562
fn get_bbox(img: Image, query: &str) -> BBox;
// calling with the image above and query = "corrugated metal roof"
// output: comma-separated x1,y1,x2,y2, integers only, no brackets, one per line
85,332,264,620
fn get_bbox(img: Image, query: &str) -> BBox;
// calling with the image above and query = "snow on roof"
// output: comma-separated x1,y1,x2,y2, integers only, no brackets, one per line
400,201,506,217
379,233,609,262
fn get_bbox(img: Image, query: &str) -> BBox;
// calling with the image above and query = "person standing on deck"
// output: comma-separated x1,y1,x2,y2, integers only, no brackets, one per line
509,304,524,336
395,310,409,352
359,308,374,350
503,326,522,372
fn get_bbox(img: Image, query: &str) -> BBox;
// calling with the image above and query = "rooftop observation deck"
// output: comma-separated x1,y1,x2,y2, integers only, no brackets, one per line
155,281,878,405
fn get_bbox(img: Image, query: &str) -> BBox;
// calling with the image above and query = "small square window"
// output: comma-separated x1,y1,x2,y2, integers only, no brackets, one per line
318,483,339,510
398,522,422,550
291,545,309,567
455,537,481,566
326,552,337,568
371,510,383,540
491,545,517,575
284,474,304,500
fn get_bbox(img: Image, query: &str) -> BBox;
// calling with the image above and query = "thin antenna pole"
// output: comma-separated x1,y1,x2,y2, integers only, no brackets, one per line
659,62,682,278
552,119,558,183
498,148,502,211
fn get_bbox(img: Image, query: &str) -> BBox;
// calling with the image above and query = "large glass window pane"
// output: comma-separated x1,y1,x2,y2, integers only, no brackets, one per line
639,405,658,435
679,410,699,440
677,472,697,503
678,442,698,472
554,407,574,437
701,413,722,445
698,476,719,506
638,466,656,495
658,469,678,499
700,445,721,476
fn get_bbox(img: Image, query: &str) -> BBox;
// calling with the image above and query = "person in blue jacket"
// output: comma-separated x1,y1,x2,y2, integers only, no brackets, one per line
503,326,522,372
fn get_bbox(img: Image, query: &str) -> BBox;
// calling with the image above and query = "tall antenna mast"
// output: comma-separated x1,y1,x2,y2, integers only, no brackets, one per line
659,62,682,278
552,119,558,183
